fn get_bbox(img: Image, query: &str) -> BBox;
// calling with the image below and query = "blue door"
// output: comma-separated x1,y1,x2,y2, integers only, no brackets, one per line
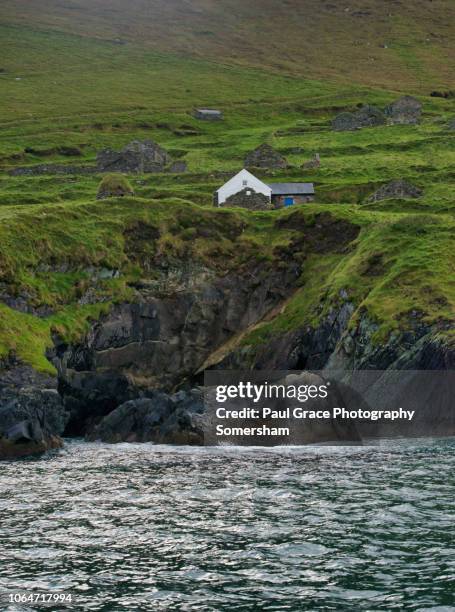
284,197,294,207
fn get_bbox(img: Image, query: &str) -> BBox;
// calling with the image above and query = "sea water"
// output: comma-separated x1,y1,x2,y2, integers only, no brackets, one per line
0,439,454,610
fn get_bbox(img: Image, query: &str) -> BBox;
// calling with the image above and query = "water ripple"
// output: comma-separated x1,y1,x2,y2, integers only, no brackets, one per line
0,439,454,610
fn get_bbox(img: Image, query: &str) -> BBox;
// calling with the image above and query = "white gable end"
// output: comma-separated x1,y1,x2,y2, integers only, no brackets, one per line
216,169,272,205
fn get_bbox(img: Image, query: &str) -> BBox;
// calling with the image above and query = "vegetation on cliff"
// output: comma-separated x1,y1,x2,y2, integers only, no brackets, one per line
0,2,453,375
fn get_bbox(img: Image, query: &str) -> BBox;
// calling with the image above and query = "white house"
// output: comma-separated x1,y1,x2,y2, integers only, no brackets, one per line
214,169,315,208
215,169,272,205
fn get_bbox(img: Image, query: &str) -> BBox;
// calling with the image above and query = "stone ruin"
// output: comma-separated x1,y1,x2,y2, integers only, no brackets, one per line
332,105,386,131
219,188,272,211
384,96,422,125
97,140,172,173
332,96,423,131
244,143,288,169
367,179,423,202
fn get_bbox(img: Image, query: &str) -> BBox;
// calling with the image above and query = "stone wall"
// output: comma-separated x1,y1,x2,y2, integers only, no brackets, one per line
272,195,314,208
220,187,272,210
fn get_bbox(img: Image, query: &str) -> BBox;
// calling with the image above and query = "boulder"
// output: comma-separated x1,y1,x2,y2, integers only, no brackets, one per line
97,140,172,173
332,105,386,131
87,389,204,445
96,174,134,199
367,179,423,202
384,95,422,125
220,187,272,211
245,143,288,169
448,118,455,131
0,365,68,459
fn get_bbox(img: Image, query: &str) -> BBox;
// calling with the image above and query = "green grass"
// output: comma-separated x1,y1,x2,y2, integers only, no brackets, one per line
0,197,453,372
1,0,454,90
0,19,453,373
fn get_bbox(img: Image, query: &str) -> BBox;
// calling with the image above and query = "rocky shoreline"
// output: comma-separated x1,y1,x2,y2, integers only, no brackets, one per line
1,295,452,458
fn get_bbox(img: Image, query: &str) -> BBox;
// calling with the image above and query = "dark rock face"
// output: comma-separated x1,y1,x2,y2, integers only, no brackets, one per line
87,389,204,444
215,298,454,383
367,179,423,202
96,140,172,173
245,143,288,169
221,187,272,211
332,105,386,131
385,95,422,125
0,284,54,317
52,258,300,434
0,366,68,459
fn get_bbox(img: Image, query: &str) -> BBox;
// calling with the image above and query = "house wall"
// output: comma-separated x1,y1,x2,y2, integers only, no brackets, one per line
217,170,272,205
220,188,272,211
272,195,314,208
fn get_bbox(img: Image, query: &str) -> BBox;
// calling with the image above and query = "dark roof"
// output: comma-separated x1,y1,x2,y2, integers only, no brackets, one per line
268,182,314,195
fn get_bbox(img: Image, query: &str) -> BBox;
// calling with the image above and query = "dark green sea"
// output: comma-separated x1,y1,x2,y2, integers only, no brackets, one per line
1,439,454,611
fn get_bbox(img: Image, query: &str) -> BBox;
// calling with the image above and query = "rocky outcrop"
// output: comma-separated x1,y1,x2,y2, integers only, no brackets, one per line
51,257,301,435
233,294,446,376
0,203,451,452
332,105,386,131
0,365,68,459
367,179,423,202
384,95,422,125
87,389,204,444
245,143,288,169
97,140,172,173
221,187,272,210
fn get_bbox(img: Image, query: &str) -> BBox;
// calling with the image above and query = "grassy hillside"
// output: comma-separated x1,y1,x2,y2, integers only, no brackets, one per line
0,2,453,374
1,0,454,91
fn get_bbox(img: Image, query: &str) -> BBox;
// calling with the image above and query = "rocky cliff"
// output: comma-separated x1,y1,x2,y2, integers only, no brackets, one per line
0,201,453,457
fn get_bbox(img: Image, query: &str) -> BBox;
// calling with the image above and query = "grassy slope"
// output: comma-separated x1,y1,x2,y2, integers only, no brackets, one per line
1,0,454,91
0,8,454,373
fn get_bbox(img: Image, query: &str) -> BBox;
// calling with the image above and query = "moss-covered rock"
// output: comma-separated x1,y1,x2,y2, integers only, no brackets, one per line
97,174,134,199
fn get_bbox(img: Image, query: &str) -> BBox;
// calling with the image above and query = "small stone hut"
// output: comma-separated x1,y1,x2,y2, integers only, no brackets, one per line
97,140,171,173
245,143,288,169
384,96,422,125
193,109,223,121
